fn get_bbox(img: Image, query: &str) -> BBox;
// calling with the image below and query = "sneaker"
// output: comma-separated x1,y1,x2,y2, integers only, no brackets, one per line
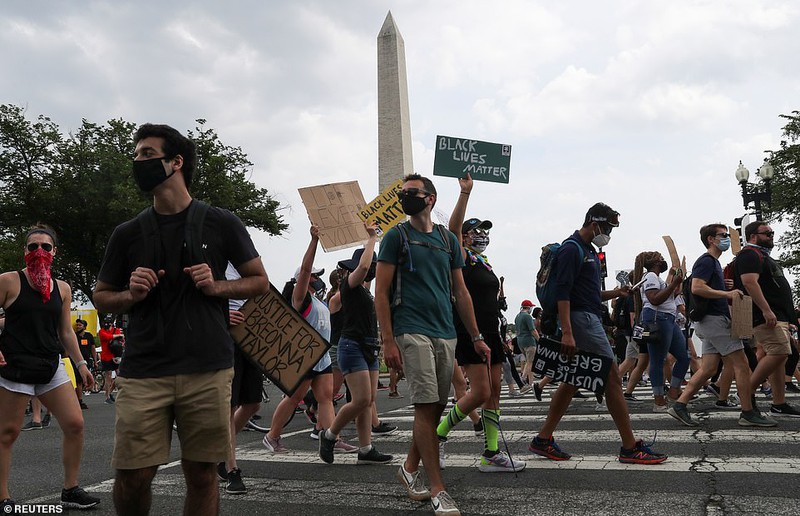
618,440,668,465
396,465,431,502
785,382,800,393
357,446,393,464
104,397,115,405
478,450,526,473
528,435,571,461
61,486,100,509
520,384,532,394
653,404,669,413
262,434,288,454
769,403,800,418
21,421,42,431
473,420,484,437
216,462,228,482
333,392,346,402
668,405,699,427
109,393,116,402
430,490,460,516
377,382,389,391
738,409,778,427
319,429,336,464
225,467,247,494
623,392,640,402
79,400,89,410
41,413,51,428
509,390,522,398
304,408,317,425
573,390,588,399
372,422,398,436
533,383,543,401
388,391,403,398
244,418,269,433
715,399,740,410
310,427,320,440
760,385,773,397
704,383,721,397
334,438,358,453
438,437,446,470
594,401,606,412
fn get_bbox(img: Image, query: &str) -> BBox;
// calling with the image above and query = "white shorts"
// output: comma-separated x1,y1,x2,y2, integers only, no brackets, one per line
0,359,71,397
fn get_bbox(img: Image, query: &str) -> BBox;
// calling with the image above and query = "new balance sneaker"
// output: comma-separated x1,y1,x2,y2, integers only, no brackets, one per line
618,440,668,465
21,421,42,431
357,446,393,465
438,437,446,470
372,422,398,436
61,486,100,509
334,439,358,453
216,462,228,482
715,399,740,410
225,467,247,494
396,465,431,501
431,490,460,516
668,405,699,427
262,434,288,453
310,427,320,440
533,383,543,401
528,436,571,461
738,410,778,427
623,392,640,402
769,403,800,418
473,420,484,437
319,429,336,464
478,451,526,473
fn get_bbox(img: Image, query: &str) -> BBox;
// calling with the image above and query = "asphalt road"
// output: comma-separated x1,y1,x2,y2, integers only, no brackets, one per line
9,378,800,515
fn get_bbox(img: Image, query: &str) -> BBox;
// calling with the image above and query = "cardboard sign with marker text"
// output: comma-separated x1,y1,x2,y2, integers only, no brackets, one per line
358,178,405,236
298,181,369,251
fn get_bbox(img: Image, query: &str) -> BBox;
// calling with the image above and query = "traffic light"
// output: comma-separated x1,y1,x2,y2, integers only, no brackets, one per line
597,250,608,278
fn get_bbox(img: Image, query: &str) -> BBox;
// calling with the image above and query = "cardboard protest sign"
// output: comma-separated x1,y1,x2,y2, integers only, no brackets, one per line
662,235,681,268
433,135,512,184
229,284,331,396
731,295,754,338
357,178,405,236
532,336,613,401
729,226,742,256
298,181,370,252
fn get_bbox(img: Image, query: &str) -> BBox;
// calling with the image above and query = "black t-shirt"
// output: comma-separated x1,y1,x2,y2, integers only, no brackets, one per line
454,252,500,336
734,246,795,326
329,309,343,347
97,201,259,378
339,278,377,341
76,331,95,361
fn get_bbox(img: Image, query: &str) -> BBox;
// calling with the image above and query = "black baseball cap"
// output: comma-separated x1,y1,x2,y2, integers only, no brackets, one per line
461,218,493,234
338,248,376,272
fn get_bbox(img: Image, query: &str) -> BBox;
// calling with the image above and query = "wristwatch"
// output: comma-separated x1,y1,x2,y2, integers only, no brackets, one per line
471,333,485,343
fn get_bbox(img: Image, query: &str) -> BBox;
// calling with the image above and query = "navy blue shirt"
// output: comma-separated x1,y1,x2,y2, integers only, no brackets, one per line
554,231,603,317
691,253,728,317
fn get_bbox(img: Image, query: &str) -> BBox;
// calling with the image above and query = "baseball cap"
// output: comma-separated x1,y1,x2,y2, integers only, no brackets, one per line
521,300,534,308
294,266,325,280
462,218,493,234
584,203,620,227
337,248,376,272
75,319,87,326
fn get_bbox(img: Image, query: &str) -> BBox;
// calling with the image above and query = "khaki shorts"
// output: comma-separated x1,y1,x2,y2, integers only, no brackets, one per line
112,368,233,470
753,322,792,355
396,334,456,405
523,346,537,364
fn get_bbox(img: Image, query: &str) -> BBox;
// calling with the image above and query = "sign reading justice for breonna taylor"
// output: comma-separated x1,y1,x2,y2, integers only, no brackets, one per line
533,336,613,401
433,135,512,184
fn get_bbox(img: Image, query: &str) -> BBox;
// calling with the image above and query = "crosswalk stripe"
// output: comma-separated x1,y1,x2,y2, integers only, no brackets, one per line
382,412,756,422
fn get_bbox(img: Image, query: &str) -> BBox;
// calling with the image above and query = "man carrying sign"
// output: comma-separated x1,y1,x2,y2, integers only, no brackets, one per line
527,203,667,465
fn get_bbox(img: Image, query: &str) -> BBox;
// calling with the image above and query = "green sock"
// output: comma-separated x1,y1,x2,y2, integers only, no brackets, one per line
482,408,500,453
436,403,467,439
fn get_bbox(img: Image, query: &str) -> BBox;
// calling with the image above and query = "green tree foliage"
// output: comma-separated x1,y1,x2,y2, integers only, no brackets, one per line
765,110,800,303
0,105,286,304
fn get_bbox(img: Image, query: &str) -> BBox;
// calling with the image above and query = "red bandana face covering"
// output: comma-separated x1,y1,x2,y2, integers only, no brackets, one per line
24,248,53,303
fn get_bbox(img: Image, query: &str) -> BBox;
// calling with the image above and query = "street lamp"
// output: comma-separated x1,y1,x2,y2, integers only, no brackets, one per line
735,160,774,220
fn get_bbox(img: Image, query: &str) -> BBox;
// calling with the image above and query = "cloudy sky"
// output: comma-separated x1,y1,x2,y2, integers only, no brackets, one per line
2,0,798,309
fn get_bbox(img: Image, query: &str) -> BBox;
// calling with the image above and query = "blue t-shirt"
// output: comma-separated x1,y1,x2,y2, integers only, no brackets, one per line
378,222,465,338
554,231,603,317
691,253,728,317
514,311,536,348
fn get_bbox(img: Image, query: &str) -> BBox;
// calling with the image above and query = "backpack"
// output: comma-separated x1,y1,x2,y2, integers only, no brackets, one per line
392,221,454,307
535,238,585,335
683,252,724,322
723,246,765,293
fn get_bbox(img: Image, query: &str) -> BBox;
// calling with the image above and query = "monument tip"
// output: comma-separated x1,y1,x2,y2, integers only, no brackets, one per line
379,10,399,37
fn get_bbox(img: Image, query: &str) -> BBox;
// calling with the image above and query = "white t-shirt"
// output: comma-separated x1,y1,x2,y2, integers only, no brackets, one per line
641,271,677,314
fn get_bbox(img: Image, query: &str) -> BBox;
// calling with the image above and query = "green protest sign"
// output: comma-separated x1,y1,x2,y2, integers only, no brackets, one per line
433,135,512,184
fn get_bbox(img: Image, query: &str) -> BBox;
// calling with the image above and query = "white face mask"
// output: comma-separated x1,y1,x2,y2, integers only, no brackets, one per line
592,226,611,247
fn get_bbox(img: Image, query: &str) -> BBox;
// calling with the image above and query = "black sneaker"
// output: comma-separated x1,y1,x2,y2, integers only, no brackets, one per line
528,436,571,461
623,392,640,402
79,400,89,410
533,383,543,401
357,446,393,464
770,403,800,418
618,440,668,465
41,414,51,428
473,420,484,437
244,418,269,433
61,486,100,509
785,382,800,393
21,421,42,431
217,462,228,482
310,427,320,440
704,383,721,397
372,422,398,436
319,428,336,464
573,390,587,399
225,468,247,494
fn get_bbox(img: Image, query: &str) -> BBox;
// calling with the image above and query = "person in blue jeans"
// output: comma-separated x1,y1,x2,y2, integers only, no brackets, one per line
631,251,689,412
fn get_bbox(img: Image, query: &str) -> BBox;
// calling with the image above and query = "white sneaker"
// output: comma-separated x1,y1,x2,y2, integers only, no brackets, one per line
477,451,526,473
595,401,606,412
431,490,460,515
396,465,430,501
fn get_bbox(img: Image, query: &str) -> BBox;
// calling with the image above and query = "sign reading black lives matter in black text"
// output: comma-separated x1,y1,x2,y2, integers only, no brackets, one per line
230,284,331,396
533,336,613,399
433,135,512,184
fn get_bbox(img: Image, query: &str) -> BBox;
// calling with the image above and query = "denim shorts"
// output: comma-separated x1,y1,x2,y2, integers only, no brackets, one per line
569,311,615,361
337,337,380,375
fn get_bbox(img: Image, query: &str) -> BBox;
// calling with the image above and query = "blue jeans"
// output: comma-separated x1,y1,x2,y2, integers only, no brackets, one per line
641,308,689,396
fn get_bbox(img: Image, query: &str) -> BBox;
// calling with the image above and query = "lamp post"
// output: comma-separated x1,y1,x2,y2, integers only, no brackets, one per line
735,160,774,220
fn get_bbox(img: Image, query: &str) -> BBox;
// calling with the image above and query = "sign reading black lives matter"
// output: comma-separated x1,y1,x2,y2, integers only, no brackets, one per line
532,336,613,399
433,135,512,184
230,284,331,396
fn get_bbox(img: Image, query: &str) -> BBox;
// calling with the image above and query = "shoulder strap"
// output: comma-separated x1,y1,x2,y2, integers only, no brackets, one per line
434,224,455,304
136,207,160,269
184,200,210,266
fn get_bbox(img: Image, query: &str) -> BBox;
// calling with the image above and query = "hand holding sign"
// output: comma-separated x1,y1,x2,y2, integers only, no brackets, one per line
459,172,473,194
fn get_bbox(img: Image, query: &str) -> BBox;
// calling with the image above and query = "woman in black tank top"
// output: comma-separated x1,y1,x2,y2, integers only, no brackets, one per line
0,225,100,509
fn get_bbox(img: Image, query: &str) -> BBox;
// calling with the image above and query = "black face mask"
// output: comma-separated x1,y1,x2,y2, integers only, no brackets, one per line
133,157,174,192
652,260,668,274
400,195,427,216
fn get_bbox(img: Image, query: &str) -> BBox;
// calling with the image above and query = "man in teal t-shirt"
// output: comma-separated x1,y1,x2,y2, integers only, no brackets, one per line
376,173,489,516
515,300,538,386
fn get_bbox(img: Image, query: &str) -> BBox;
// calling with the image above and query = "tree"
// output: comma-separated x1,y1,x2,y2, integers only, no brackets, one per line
0,105,287,304
765,110,800,303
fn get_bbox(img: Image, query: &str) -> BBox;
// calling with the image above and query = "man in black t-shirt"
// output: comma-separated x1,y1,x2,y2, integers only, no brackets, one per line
93,124,269,516
735,221,800,418
71,319,97,409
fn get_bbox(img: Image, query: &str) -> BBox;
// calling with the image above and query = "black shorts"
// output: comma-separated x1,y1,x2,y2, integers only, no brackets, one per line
304,365,333,380
101,360,119,372
455,333,505,366
231,347,263,407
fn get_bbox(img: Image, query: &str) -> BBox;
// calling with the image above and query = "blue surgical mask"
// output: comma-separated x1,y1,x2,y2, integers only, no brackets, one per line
716,237,731,252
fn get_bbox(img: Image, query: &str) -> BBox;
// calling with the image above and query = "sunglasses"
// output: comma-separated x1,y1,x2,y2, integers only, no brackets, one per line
756,231,775,237
398,188,431,199
27,242,53,252
715,233,730,238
